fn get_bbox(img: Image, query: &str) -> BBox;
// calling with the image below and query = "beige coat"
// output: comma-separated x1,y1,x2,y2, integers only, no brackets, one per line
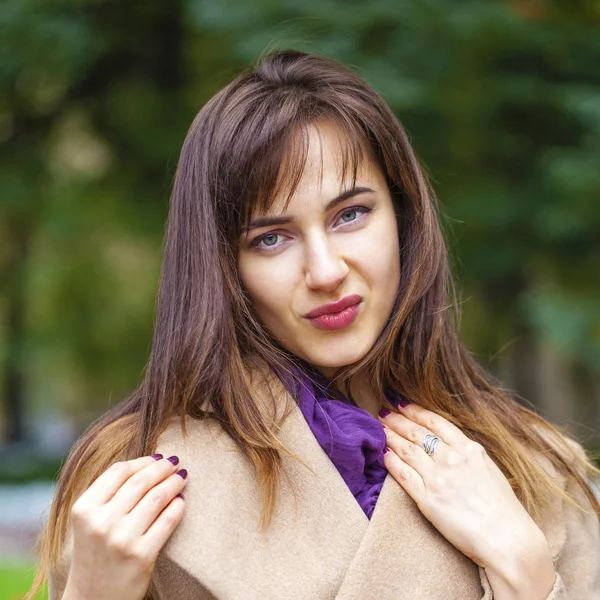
51,400,600,599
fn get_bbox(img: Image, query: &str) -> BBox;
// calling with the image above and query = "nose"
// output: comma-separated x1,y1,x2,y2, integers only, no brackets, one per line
304,234,349,293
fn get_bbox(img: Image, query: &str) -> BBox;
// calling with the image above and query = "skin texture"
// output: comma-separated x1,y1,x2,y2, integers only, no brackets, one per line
238,121,401,394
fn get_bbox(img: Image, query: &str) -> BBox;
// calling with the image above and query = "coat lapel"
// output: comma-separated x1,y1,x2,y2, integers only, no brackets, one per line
153,400,486,599
335,470,485,599
154,402,369,600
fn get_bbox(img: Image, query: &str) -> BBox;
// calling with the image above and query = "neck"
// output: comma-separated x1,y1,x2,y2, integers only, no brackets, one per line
316,366,381,419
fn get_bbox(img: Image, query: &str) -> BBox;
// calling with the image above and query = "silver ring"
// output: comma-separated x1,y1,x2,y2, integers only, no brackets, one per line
422,432,441,456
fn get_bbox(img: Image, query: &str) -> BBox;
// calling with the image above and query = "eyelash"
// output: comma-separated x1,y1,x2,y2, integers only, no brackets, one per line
249,205,372,252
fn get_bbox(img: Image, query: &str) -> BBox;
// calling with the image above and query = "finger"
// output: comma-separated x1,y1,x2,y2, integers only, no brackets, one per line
383,447,425,505
395,402,467,446
141,494,186,555
383,425,436,478
124,469,188,536
108,455,181,515
77,455,162,507
379,413,450,461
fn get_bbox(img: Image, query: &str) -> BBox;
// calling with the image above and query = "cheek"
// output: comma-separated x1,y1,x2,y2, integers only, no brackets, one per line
238,254,298,319
353,218,400,287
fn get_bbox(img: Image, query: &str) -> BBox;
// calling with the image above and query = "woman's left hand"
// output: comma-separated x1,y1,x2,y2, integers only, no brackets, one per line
378,401,555,595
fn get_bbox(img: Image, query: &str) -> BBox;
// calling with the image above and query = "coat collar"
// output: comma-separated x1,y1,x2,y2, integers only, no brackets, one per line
153,400,496,599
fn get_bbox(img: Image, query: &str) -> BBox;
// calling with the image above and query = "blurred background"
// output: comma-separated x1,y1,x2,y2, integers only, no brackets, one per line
1,0,599,597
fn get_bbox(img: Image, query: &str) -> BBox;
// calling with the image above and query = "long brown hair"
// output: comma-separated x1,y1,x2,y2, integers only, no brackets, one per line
28,48,600,598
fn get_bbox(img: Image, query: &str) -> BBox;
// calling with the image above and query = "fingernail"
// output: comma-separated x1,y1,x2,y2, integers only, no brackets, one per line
176,469,188,479
383,446,390,454
398,398,411,408
378,408,391,418
167,455,180,465
151,453,163,460
176,493,184,500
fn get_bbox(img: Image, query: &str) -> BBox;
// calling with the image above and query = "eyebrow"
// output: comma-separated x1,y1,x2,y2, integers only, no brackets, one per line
243,186,376,232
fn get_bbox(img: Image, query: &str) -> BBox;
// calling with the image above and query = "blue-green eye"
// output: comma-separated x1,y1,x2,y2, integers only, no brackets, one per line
262,234,279,246
250,231,287,251
341,209,358,222
336,206,371,226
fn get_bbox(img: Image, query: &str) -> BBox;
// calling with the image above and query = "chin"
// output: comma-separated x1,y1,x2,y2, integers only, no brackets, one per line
301,342,372,371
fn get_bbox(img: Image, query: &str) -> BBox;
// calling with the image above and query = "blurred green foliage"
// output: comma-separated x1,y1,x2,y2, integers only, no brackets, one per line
1,0,599,441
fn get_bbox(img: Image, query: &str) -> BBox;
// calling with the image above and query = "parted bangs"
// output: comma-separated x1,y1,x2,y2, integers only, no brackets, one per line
219,98,379,239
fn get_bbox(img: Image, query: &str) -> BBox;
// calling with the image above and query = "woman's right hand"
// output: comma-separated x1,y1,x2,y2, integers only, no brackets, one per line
62,454,187,600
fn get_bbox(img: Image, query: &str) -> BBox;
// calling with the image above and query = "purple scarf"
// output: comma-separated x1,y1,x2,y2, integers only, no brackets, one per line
284,366,403,519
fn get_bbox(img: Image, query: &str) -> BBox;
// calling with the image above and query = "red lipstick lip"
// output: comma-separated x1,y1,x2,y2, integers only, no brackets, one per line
304,294,363,319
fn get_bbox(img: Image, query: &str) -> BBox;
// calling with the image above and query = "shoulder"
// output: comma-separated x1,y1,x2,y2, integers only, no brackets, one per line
529,424,598,513
552,438,600,592
527,426,600,556
155,366,295,470
155,416,237,468
529,423,596,484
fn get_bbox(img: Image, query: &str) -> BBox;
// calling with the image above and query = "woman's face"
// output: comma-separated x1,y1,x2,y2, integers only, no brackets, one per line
238,121,400,376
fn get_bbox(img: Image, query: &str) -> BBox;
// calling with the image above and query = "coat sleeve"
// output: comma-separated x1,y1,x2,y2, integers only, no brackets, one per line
478,442,600,599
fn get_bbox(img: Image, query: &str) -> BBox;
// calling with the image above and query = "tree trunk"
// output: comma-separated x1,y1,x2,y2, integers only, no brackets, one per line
2,221,29,443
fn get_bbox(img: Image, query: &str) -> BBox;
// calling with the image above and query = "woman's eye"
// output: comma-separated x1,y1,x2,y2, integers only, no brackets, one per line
341,208,358,222
336,206,371,226
251,232,286,251
249,206,370,252
262,233,279,246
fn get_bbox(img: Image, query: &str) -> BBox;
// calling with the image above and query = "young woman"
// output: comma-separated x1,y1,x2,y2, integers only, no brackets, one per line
28,49,599,600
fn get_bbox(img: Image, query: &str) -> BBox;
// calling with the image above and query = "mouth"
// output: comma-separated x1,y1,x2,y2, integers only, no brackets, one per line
304,294,363,331
304,294,363,319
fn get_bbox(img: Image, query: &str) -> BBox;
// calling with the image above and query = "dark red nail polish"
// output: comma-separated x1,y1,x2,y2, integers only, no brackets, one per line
378,408,391,418
176,469,187,479
167,455,180,465
151,453,163,460
398,398,411,408
176,493,184,500
383,446,390,454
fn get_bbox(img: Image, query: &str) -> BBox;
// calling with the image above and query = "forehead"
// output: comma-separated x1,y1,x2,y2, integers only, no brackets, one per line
248,120,380,219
